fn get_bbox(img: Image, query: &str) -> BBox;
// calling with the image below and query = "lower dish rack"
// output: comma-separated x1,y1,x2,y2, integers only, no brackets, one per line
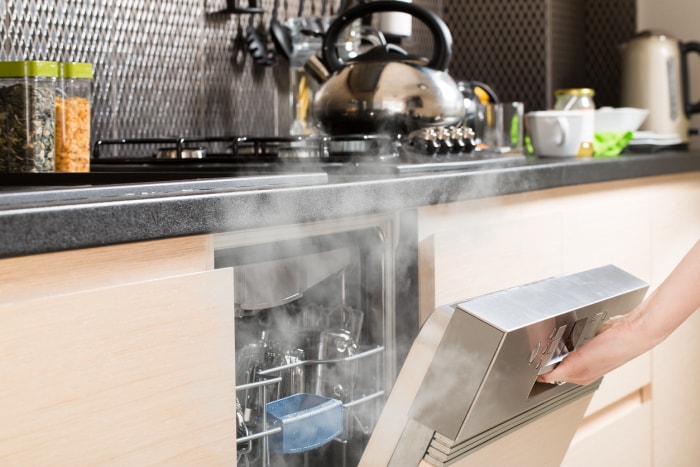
235,345,385,467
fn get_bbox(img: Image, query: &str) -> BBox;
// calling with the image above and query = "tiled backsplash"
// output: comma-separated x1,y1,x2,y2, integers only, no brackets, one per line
1,0,631,140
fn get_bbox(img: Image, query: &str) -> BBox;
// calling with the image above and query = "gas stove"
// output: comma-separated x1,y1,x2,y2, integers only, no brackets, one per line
1,132,526,204
90,132,526,177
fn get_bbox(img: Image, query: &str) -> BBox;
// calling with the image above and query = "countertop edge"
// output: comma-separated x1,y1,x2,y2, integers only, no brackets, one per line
1,152,699,259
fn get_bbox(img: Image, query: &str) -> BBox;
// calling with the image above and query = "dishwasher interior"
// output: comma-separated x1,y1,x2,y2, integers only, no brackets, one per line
215,217,397,467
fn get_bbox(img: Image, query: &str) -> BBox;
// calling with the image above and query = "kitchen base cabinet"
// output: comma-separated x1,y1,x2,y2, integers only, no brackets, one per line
0,236,237,464
561,393,652,467
0,235,215,304
417,172,700,465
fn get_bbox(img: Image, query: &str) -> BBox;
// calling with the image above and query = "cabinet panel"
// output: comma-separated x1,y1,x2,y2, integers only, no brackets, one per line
0,268,236,465
585,353,650,415
562,401,652,467
648,176,700,467
0,235,214,305
420,212,561,322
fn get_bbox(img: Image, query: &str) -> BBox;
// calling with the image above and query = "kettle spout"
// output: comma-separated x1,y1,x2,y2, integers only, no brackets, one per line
304,55,331,84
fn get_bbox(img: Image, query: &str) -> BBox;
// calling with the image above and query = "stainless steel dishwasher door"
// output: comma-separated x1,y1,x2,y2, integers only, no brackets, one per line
361,264,648,467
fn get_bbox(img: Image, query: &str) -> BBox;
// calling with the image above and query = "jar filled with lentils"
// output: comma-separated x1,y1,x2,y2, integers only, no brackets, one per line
554,88,596,157
56,62,92,172
0,60,58,172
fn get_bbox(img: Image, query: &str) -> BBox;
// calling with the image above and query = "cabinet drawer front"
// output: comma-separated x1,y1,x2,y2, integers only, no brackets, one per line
0,235,214,305
0,268,236,465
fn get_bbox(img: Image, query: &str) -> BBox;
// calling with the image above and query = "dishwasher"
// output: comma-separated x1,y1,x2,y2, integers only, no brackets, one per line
361,264,648,466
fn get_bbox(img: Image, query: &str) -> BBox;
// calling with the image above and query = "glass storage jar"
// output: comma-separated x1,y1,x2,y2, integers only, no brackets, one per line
0,60,58,172
56,62,93,172
554,88,595,157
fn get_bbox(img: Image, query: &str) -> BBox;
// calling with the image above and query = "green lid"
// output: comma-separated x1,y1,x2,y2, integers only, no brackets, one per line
59,62,93,79
0,60,59,78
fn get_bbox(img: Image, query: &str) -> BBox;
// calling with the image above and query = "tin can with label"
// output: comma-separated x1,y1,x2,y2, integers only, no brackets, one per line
554,88,595,157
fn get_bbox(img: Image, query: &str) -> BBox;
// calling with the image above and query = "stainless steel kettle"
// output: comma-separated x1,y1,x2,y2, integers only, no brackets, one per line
312,0,465,136
620,30,700,141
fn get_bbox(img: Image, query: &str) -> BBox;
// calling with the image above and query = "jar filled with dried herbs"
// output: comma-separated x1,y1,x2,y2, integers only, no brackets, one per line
0,60,58,172
56,62,93,172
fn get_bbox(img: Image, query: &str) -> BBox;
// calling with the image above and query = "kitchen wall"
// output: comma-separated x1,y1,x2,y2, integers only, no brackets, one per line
443,0,636,112
0,0,440,141
638,0,700,148
0,0,653,141
1,0,313,139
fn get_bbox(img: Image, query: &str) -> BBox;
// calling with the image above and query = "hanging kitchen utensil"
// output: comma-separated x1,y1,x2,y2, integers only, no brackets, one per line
312,0,465,136
211,0,264,14
245,0,274,66
231,17,247,67
269,0,293,61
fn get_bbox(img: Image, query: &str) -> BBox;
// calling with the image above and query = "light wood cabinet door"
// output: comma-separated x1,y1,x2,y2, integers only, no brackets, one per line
0,235,215,305
562,399,652,467
0,268,236,465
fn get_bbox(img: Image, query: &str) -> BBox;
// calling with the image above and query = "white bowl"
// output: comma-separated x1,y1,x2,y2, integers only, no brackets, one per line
595,107,649,133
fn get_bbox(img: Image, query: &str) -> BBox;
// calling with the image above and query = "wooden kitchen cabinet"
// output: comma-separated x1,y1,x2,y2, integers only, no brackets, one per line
0,235,216,305
0,235,237,465
417,172,700,465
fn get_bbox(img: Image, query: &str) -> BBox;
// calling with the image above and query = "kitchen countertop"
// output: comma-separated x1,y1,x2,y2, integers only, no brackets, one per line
1,151,699,259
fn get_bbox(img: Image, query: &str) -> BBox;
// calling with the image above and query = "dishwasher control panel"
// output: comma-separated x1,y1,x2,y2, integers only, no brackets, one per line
534,307,609,376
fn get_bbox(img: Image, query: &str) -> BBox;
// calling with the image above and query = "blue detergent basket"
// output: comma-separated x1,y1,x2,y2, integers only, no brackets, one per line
265,393,343,454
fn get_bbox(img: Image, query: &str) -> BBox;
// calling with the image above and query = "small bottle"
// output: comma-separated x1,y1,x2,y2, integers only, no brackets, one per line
56,62,93,172
554,88,596,157
0,60,59,172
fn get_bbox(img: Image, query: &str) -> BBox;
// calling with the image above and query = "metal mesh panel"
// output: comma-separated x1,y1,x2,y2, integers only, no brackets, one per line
586,0,637,108
444,0,635,112
0,0,632,139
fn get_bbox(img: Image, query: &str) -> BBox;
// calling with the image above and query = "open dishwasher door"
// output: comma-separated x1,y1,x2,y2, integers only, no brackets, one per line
361,265,648,467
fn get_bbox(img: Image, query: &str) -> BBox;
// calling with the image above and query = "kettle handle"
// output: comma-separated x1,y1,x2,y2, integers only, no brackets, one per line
321,0,453,73
681,41,700,116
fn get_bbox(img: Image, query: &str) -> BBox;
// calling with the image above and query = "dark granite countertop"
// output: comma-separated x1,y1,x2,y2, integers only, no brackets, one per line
1,151,699,259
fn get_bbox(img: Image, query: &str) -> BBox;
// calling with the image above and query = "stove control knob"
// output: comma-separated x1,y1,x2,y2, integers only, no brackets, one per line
407,128,440,154
436,127,454,154
449,126,467,153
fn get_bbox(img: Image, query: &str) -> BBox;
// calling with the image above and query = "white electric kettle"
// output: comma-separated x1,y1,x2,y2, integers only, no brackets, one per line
620,30,700,142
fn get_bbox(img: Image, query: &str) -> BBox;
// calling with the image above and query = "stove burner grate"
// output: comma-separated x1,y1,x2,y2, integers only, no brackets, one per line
92,134,400,164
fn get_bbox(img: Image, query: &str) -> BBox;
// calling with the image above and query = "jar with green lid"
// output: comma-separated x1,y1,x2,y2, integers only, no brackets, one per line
0,60,58,172
56,62,93,172
554,88,595,157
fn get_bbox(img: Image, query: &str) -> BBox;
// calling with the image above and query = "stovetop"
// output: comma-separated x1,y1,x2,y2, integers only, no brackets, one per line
0,133,527,206
89,133,526,177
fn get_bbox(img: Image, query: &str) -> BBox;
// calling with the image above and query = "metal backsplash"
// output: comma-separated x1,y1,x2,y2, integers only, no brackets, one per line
444,0,636,112
1,0,629,139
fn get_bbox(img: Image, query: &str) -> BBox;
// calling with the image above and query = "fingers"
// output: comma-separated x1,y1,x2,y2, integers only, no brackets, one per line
596,314,625,335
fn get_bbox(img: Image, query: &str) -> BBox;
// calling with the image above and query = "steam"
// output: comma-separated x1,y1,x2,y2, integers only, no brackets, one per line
218,127,541,467
225,218,390,467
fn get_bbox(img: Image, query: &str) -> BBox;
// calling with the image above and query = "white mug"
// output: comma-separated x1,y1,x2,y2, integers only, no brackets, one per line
526,110,587,157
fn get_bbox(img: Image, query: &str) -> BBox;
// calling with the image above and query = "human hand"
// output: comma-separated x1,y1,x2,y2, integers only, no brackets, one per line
537,315,642,386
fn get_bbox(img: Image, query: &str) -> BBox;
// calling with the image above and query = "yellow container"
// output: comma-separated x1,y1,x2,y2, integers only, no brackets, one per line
56,62,93,172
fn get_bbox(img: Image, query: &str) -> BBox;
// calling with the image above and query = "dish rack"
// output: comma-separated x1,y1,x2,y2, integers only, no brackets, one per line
236,345,385,467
